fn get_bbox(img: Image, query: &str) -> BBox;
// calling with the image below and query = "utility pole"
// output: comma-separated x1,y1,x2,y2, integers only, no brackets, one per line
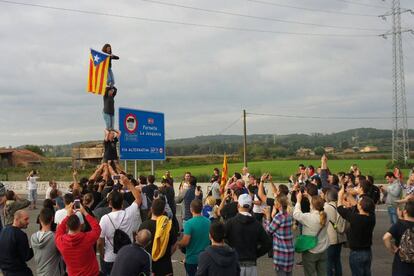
243,109,247,167
380,1,413,164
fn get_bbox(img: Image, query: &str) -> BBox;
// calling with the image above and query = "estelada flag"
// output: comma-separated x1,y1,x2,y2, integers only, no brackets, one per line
220,154,228,194
87,49,110,95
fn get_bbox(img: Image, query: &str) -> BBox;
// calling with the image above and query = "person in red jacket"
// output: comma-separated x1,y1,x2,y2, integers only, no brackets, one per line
55,202,101,276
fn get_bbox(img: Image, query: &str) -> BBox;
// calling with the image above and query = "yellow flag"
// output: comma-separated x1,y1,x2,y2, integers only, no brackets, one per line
220,154,228,194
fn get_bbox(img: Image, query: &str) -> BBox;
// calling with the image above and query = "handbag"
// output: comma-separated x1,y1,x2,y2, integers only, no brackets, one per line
294,225,324,253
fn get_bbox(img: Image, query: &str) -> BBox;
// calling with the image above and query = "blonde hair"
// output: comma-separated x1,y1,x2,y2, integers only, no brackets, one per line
205,196,216,207
312,196,327,227
276,194,288,211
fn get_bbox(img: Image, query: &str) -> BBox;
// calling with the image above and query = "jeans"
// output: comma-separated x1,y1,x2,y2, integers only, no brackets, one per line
276,267,292,276
240,266,258,276
327,243,342,276
387,206,398,225
184,263,198,276
349,249,372,276
107,68,115,86
302,251,327,276
103,112,114,130
101,261,114,276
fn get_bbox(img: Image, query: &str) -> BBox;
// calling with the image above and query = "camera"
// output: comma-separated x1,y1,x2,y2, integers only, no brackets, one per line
74,199,80,210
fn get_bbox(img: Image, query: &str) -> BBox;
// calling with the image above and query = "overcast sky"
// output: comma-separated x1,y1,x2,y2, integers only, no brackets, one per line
0,0,413,146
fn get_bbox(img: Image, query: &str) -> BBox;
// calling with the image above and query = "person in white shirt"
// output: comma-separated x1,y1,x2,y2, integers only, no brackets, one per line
293,192,329,276
54,193,84,225
241,167,250,183
27,170,39,210
45,180,57,200
98,175,142,276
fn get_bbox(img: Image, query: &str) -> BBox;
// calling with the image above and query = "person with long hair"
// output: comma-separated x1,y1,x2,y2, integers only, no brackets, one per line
101,44,119,88
293,193,329,276
264,194,294,276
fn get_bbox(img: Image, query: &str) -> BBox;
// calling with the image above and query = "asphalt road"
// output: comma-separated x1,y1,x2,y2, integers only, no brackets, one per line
18,202,394,276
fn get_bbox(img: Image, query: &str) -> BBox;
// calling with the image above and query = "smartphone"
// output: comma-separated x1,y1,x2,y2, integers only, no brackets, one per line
74,199,80,210
153,190,159,198
112,175,120,180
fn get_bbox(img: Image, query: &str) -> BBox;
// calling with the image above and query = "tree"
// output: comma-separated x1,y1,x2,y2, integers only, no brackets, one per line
314,146,325,156
24,145,44,156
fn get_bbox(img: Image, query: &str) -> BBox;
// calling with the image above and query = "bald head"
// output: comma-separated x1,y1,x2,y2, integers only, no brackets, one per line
136,229,152,247
13,210,29,229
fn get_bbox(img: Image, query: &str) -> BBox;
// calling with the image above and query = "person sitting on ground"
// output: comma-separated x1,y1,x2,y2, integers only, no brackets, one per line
196,221,240,276
55,203,101,276
4,190,31,226
0,210,33,275
383,199,414,276
31,208,64,276
110,229,152,276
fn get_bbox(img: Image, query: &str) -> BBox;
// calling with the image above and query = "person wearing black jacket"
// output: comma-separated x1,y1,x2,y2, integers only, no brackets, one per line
103,86,117,131
337,185,376,276
0,210,34,276
197,221,240,276
225,194,271,276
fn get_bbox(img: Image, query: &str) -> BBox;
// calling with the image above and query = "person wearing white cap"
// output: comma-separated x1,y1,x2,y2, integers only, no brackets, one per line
224,193,272,276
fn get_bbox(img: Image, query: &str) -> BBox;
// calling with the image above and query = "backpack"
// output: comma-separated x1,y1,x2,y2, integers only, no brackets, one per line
107,212,131,254
399,226,414,263
327,204,349,243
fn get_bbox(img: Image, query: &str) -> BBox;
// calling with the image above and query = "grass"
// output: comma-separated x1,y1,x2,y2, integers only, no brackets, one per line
1,158,411,183
150,159,410,183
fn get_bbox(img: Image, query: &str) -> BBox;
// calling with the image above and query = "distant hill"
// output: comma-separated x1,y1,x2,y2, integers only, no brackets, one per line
15,128,414,158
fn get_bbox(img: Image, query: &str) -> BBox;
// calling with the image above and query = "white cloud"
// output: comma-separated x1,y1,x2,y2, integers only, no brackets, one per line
0,0,413,146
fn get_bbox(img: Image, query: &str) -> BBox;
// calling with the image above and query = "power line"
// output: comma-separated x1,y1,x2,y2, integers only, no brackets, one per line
140,0,386,31
0,0,380,38
217,117,241,135
247,0,380,17
247,112,414,120
334,0,388,9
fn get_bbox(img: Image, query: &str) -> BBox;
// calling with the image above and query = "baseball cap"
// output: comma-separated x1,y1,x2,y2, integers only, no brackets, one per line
0,182,6,197
238,194,252,208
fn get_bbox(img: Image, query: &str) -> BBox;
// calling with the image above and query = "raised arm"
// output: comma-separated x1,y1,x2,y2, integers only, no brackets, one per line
121,175,142,206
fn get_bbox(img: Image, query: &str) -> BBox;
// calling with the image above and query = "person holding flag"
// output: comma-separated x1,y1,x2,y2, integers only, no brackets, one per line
102,44,119,88
220,154,228,195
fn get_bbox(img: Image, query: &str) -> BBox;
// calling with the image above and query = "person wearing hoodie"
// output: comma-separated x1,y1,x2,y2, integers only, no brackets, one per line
55,202,101,276
31,208,64,276
0,210,33,276
224,194,271,276
196,221,240,276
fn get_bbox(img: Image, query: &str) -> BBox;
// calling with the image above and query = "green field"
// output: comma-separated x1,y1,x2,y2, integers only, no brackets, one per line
151,159,409,183
1,159,410,183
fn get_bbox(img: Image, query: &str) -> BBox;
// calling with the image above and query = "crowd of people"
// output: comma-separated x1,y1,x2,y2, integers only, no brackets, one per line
0,154,413,276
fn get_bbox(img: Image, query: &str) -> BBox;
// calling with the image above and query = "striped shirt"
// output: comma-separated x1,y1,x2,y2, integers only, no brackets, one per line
264,211,294,272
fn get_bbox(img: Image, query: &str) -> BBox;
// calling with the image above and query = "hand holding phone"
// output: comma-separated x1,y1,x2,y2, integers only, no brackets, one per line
74,199,80,210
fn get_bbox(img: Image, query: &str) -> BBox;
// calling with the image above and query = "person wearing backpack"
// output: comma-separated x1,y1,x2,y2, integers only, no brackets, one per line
383,199,414,276
98,176,142,276
324,188,347,276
